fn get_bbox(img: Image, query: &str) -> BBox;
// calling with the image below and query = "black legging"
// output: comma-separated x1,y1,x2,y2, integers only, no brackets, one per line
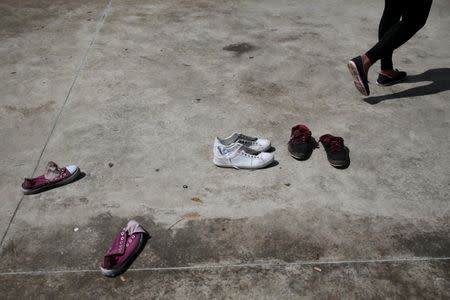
366,0,433,70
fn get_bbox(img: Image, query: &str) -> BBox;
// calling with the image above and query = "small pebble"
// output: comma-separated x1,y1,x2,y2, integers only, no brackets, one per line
195,98,201,102
11,72,16,74
313,267,322,272
120,276,126,282
155,168,160,172
183,185,188,189
108,162,114,168
284,183,291,187
74,227,79,232
249,56,254,59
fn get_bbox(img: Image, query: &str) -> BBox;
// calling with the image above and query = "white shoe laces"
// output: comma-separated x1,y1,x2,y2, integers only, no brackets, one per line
221,147,258,170
239,139,258,146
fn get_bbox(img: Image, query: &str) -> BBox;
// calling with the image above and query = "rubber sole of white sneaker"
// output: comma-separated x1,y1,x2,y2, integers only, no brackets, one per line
213,157,274,169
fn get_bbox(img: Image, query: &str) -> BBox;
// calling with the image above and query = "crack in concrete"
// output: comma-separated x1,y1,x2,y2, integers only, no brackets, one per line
0,256,448,276
0,0,113,249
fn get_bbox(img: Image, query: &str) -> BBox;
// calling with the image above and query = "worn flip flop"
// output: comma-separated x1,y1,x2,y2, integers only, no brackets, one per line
377,70,407,86
101,220,148,277
348,56,370,96
21,161,80,195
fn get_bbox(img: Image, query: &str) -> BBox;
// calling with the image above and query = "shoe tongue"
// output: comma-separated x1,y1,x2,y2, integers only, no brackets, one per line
320,135,343,149
238,134,256,141
44,161,62,180
222,143,258,156
292,125,309,133
293,130,303,137
292,129,310,141
125,220,146,235
236,144,259,155
225,143,244,153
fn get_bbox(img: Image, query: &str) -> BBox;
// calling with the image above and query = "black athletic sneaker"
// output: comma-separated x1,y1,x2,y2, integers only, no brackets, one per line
288,124,314,160
319,134,349,168
377,69,407,86
348,56,370,96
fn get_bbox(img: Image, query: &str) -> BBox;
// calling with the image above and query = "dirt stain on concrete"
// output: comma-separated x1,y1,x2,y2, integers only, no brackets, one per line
276,32,320,43
191,197,203,203
0,260,448,299
1,210,449,271
0,0,93,38
223,43,257,56
1,100,55,117
181,212,201,220
240,78,285,99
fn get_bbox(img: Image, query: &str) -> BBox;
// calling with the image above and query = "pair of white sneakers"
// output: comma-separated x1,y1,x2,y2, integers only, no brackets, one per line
213,133,274,169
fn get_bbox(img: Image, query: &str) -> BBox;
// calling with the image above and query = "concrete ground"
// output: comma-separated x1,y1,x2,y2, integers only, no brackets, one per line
0,0,449,298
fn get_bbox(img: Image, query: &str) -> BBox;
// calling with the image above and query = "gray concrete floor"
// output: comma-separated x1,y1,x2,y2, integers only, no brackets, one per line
0,0,449,298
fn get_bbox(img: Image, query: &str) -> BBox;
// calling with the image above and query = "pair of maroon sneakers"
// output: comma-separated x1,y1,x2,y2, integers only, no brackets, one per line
288,124,350,168
21,163,147,277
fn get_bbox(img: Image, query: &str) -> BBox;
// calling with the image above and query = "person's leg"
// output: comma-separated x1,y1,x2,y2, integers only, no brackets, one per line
349,0,432,95
378,0,402,71
365,0,433,68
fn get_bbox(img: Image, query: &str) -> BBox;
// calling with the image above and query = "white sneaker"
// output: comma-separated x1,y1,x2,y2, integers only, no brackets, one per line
213,142,274,169
216,133,271,152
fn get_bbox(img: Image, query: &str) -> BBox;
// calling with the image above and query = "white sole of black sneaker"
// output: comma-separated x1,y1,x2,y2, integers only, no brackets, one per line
348,61,369,96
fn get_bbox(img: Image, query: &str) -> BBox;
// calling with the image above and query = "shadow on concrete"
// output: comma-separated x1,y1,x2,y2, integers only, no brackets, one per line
364,68,450,105
266,146,276,153
263,160,279,169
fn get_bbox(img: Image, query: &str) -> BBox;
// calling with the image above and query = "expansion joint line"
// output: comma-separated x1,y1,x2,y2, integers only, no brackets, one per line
0,0,113,249
0,257,449,276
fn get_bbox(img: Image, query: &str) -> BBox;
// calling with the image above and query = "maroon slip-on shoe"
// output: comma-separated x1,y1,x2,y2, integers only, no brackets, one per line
21,161,80,195
101,220,148,277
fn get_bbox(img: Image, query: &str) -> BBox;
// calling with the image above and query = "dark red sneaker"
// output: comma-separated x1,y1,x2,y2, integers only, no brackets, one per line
101,220,148,277
319,134,350,168
21,161,80,195
288,124,315,160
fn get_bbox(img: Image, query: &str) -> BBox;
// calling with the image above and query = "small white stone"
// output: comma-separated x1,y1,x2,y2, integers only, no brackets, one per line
74,227,79,232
